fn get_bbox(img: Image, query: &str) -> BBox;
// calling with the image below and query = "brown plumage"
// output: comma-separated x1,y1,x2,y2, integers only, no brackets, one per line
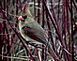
18,3,60,60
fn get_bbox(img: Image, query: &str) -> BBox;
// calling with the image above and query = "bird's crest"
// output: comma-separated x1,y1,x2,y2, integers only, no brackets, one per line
22,3,29,13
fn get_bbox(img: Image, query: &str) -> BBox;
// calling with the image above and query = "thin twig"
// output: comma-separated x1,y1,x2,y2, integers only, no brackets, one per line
0,54,30,61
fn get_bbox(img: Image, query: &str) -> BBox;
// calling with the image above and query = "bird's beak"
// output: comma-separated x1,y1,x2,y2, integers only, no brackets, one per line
18,16,24,21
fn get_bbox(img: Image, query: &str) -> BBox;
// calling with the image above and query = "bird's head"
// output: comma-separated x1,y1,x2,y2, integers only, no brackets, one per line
21,2,32,17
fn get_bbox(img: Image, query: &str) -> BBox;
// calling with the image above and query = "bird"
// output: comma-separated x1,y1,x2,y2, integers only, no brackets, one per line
18,3,60,61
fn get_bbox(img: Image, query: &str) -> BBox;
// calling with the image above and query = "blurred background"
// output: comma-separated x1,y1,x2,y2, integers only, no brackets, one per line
0,0,76,61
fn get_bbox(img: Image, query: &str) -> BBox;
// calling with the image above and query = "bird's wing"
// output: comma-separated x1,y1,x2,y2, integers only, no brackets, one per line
22,25,47,45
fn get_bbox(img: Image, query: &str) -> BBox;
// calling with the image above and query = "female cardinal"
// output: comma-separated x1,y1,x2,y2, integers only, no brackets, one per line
18,3,60,60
